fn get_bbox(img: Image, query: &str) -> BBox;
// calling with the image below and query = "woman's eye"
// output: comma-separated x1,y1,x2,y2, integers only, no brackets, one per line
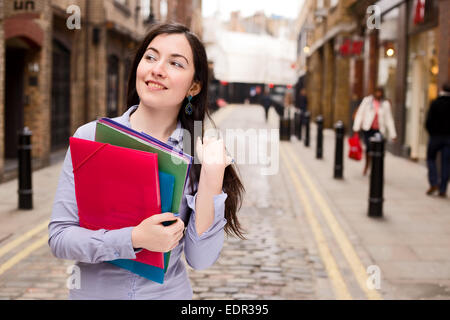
171,61,184,68
145,54,156,61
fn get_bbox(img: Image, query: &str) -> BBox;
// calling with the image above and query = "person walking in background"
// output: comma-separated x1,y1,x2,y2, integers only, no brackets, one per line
353,87,397,175
425,83,450,197
261,85,272,122
296,87,308,113
283,86,294,119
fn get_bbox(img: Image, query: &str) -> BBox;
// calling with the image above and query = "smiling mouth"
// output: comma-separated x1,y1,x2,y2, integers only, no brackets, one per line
145,81,167,90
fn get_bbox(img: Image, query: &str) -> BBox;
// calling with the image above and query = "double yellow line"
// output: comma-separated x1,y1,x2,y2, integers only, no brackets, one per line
0,220,49,277
280,143,382,300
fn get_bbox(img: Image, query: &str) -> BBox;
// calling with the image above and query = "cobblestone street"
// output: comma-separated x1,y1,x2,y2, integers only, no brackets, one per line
186,150,320,300
0,105,449,300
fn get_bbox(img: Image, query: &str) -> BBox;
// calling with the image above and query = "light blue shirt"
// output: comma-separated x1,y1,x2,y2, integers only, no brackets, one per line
48,106,228,299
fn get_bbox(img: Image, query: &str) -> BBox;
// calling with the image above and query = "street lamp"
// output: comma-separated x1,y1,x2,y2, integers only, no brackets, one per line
386,48,395,57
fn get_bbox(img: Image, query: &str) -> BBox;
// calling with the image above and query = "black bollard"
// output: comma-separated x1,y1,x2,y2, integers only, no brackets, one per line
368,133,384,217
18,127,33,210
279,116,291,141
294,110,301,140
297,111,303,140
316,115,324,159
333,121,344,179
304,111,310,147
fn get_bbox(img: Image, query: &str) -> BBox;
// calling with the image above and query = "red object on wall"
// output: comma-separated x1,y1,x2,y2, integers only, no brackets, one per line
269,83,274,88
414,0,425,25
351,41,364,55
220,80,228,86
339,39,351,56
339,39,363,56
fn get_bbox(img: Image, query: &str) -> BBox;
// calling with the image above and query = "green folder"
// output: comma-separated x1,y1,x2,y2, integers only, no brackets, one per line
95,118,192,273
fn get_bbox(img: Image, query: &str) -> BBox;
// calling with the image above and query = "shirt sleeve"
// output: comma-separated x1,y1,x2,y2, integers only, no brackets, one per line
183,190,228,270
48,125,138,263
352,97,366,132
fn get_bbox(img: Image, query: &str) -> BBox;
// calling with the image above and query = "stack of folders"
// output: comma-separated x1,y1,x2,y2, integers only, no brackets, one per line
70,117,192,284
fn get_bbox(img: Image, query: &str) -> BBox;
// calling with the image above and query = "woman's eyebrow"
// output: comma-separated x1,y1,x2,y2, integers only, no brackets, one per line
146,47,189,65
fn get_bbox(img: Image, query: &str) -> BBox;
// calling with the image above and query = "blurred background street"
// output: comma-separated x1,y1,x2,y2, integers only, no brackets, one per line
0,0,449,300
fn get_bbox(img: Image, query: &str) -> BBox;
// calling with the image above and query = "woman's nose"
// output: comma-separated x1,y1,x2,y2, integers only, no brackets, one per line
151,60,167,78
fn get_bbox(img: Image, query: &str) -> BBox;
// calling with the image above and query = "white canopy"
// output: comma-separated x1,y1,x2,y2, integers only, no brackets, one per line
205,29,297,85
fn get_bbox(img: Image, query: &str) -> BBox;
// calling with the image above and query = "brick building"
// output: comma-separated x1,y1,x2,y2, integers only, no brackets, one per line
296,0,449,160
0,0,202,182
296,0,358,130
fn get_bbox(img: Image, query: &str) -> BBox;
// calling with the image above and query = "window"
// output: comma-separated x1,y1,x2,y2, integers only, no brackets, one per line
107,55,119,118
141,0,151,18
377,8,399,106
160,0,167,21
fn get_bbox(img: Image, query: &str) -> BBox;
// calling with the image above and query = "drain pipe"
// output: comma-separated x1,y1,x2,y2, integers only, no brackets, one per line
84,0,90,123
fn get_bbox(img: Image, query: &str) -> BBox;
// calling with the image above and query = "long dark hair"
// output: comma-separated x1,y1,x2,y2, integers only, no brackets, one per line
126,23,246,239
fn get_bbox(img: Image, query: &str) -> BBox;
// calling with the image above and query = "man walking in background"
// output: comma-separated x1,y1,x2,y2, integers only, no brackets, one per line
261,85,272,123
425,83,450,197
296,87,308,113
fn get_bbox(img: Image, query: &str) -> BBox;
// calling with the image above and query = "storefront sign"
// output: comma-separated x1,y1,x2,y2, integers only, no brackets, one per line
339,39,364,56
413,0,425,25
4,0,42,17
13,0,36,11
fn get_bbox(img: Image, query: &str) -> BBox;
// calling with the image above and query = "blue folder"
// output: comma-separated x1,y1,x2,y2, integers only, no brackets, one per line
107,171,175,284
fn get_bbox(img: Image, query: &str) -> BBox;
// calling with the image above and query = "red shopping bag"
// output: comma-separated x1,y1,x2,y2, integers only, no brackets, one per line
348,133,362,161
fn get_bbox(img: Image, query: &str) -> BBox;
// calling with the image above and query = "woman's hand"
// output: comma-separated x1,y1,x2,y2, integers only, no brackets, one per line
196,136,233,175
131,212,185,252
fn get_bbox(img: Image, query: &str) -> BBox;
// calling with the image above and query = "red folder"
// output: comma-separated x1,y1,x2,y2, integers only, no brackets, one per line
69,137,164,269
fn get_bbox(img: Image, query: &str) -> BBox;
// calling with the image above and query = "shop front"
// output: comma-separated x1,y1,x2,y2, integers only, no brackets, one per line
404,0,439,160
375,0,442,161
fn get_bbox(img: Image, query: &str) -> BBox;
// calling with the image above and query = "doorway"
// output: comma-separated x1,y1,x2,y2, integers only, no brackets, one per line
405,27,439,160
4,47,26,159
51,40,71,150
107,55,119,118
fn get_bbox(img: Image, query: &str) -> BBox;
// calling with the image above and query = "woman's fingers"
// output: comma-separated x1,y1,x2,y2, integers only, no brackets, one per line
197,136,232,166
174,229,184,242
168,241,179,251
164,218,184,234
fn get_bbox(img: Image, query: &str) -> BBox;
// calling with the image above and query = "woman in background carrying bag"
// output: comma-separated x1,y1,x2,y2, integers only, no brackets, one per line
352,87,397,175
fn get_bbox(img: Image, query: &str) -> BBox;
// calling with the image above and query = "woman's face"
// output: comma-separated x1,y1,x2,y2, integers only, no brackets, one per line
136,33,199,112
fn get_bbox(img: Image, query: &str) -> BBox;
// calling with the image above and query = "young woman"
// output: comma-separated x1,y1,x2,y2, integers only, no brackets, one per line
352,87,397,175
48,23,245,299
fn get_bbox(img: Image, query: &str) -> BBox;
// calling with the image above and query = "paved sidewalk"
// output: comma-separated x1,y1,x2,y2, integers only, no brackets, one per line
0,158,71,299
287,116,450,299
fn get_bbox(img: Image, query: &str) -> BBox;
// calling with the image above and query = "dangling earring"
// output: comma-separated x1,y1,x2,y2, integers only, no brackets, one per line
185,95,193,115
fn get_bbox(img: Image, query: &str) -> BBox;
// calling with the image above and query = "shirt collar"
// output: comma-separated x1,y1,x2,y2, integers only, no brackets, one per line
122,105,183,145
